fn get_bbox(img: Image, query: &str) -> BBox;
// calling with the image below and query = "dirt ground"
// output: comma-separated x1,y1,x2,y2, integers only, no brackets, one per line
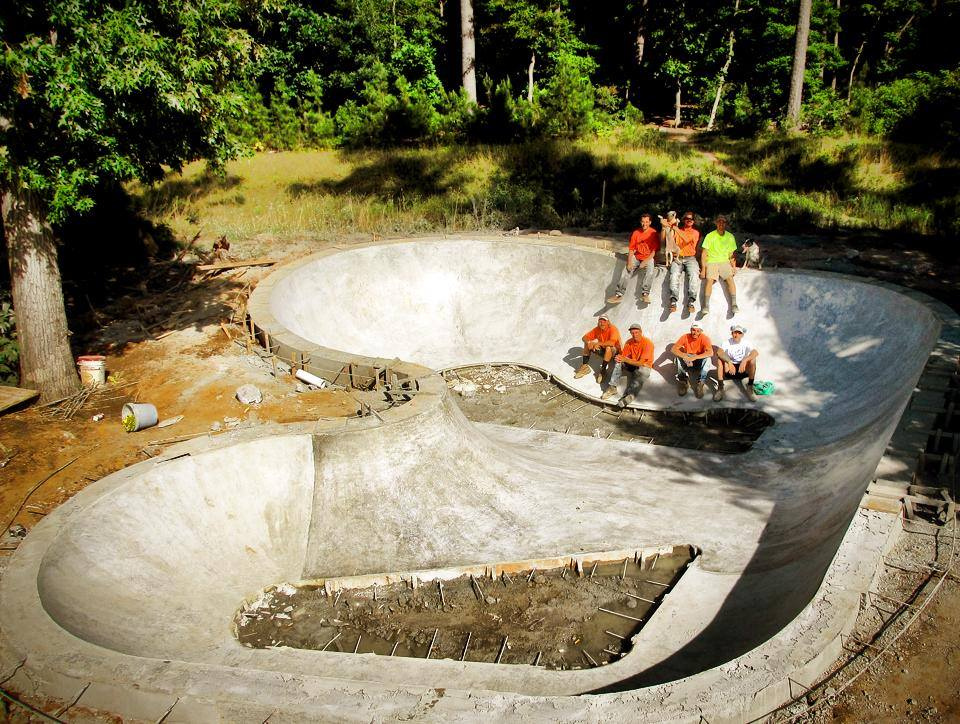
235,550,691,671
444,364,771,453
1,230,958,721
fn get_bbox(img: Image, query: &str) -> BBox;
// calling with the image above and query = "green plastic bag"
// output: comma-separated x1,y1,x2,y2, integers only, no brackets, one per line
753,380,775,396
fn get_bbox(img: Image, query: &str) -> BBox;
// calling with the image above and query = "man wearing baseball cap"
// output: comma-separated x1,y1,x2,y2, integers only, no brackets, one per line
671,323,713,398
575,314,621,386
602,322,654,406
714,324,759,401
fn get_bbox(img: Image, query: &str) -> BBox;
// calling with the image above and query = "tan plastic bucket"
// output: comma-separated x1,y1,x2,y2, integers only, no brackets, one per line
76,355,106,386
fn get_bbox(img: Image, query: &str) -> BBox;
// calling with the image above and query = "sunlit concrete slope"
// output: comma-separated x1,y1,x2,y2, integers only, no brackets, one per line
267,238,932,445
0,237,945,722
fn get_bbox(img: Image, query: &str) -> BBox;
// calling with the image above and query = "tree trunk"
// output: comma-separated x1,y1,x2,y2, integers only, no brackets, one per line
460,0,477,102
786,0,813,128
2,187,80,402
846,38,866,103
674,82,682,128
831,0,840,91
707,0,739,131
527,51,535,103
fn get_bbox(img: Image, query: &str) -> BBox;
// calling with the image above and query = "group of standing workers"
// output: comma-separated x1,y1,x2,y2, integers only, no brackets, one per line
574,212,759,406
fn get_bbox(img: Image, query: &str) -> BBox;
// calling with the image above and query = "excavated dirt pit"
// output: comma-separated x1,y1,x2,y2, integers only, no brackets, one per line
235,548,694,670
443,365,773,453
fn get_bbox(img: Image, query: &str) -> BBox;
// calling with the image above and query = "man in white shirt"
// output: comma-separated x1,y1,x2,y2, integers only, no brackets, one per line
714,324,759,401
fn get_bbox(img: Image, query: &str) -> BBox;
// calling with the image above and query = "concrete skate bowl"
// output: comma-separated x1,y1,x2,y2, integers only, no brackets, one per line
0,236,949,722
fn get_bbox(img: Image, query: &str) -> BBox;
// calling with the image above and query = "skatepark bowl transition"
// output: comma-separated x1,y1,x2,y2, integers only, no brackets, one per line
1,235,955,721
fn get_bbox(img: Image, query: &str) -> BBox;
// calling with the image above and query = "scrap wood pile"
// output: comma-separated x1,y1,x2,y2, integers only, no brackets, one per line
39,379,139,421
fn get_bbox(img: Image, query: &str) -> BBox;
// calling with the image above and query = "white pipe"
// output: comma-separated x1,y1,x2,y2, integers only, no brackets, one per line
295,369,327,388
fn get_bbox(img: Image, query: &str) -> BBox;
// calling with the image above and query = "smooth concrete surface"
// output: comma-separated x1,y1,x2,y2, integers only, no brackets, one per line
0,236,953,722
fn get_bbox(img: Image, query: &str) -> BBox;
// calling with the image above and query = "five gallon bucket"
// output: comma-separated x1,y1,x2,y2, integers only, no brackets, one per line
122,403,158,432
77,355,106,386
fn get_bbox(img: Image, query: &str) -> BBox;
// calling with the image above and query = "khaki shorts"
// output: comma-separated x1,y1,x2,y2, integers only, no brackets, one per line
706,262,734,281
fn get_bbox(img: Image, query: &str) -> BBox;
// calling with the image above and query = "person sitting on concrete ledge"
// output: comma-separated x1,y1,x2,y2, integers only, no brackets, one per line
667,211,701,314
602,323,654,405
699,215,739,316
714,324,758,401
607,213,660,306
575,314,621,385
672,323,713,398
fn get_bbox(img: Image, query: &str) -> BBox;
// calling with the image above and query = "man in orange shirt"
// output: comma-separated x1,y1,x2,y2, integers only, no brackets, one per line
607,213,661,306
666,210,701,314
601,323,654,406
671,323,713,398
575,314,621,386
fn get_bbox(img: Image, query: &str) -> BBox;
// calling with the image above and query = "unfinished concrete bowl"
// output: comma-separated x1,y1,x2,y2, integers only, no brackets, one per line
0,236,954,721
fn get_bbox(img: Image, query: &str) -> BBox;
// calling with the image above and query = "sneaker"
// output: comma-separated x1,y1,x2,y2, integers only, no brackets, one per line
676,377,689,396
620,393,636,407
607,294,623,304
574,364,592,379
745,382,757,401
713,385,724,402
731,303,739,315
641,292,651,304
687,302,696,314
595,371,604,384
701,305,710,316
695,380,705,399
601,387,618,401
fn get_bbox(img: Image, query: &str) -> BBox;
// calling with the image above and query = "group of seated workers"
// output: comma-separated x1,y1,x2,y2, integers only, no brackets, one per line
575,210,758,406
574,316,759,405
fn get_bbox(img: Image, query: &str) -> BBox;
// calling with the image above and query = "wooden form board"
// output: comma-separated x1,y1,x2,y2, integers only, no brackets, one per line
0,385,39,415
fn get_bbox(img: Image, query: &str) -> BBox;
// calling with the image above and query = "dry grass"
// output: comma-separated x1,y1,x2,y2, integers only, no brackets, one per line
133,134,957,246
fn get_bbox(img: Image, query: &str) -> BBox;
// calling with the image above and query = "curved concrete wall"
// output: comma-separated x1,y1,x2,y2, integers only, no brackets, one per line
0,237,946,721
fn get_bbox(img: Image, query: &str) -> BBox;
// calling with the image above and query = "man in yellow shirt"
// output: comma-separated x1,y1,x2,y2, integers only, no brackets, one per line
699,215,739,316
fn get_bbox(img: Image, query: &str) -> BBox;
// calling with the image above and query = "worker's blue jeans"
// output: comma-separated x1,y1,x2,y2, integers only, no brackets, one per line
675,357,709,382
668,256,700,303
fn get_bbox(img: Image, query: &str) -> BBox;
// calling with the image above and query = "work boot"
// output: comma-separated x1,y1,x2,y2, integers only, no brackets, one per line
620,393,635,408
713,384,724,402
606,293,623,304
669,298,678,313
676,376,689,396
687,302,696,314
694,380,705,398
574,364,592,379
745,381,757,401
641,292,651,304
601,387,617,401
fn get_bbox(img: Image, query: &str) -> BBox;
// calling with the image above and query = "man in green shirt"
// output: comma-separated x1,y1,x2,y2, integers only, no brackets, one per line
699,215,739,315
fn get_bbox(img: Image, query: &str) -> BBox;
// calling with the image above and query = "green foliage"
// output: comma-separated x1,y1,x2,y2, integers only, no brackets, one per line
539,53,596,137
334,65,439,147
0,0,253,223
0,294,19,385
850,70,960,150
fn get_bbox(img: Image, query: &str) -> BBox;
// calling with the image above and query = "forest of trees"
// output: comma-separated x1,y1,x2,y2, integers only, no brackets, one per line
224,0,959,147
1,0,958,399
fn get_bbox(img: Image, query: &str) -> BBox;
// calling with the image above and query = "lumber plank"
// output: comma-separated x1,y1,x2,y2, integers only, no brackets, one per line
0,386,39,414
196,257,278,272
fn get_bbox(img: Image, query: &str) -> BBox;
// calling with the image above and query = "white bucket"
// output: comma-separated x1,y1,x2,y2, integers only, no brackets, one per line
77,355,106,386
